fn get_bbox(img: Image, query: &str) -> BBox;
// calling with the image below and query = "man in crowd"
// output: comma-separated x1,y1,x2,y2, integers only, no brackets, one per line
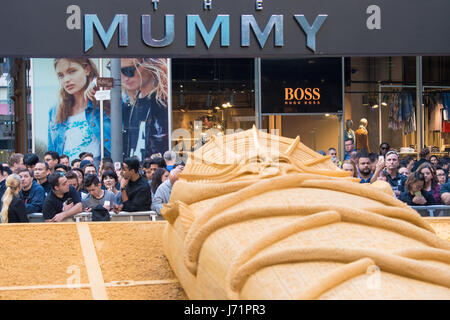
59,154,70,167
113,158,151,213
143,157,166,183
82,174,116,212
44,151,60,172
372,150,406,197
83,163,97,176
9,153,25,174
18,168,45,214
80,152,94,164
357,153,373,183
54,164,69,173
0,163,12,201
440,179,450,205
152,163,184,216
368,153,378,174
71,159,81,168
34,162,51,195
23,153,39,175
164,150,177,172
327,148,337,158
42,172,82,222
343,139,355,161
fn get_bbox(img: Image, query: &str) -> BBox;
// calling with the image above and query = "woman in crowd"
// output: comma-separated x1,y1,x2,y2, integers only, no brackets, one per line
101,170,121,205
150,168,170,200
399,171,435,206
48,58,111,162
1,174,28,223
417,162,441,204
342,160,357,178
121,58,169,160
436,166,448,185
429,155,439,168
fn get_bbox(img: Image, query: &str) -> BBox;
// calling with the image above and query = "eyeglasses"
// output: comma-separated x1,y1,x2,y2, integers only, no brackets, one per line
380,147,389,150
121,63,141,77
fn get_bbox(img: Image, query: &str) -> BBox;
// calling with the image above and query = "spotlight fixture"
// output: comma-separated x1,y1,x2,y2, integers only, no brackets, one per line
381,94,389,106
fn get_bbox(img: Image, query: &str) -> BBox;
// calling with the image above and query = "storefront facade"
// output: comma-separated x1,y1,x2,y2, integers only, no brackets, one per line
0,1,449,162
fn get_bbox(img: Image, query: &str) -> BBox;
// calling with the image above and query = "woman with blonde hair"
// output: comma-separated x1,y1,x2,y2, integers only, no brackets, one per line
48,58,111,163
121,58,169,161
1,174,28,223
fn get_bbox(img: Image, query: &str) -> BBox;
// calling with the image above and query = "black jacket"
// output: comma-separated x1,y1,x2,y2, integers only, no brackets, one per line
399,190,435,206
7,196,29,223
122,176,152,212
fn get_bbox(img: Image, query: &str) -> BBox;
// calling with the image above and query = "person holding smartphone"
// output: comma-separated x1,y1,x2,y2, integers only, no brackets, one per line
42,172,82,222
370,150,406,198
48,58,111,163
82,174,116,213
399,171,435,206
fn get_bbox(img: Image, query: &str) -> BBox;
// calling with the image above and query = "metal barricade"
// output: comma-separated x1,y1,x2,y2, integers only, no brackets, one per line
410,205,450,217
27,211,161,223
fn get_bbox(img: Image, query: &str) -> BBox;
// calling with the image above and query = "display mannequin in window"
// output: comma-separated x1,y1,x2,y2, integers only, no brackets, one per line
355,118,370,153
344,119,355,146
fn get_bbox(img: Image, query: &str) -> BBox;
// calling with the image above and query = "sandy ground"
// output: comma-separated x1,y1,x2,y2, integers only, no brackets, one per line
0,219,447,300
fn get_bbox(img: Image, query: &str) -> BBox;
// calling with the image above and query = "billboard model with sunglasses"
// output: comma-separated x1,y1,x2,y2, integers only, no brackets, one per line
31,58,111,164
120,58,169,161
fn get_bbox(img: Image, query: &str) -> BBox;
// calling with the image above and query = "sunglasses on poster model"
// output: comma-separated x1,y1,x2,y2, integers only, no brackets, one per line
121,63,141,77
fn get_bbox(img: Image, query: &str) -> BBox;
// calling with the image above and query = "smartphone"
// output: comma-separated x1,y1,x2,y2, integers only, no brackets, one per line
65,198,73,205
414,191,422,197
114,162,122,170
378,155,384,163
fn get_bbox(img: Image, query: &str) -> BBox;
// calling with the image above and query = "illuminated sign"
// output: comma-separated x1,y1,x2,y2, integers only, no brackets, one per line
261,58,342,114
284,88,321,105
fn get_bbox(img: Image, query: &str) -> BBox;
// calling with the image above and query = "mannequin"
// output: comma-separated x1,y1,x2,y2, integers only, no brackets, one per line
355,118,370,153
344,119,355,145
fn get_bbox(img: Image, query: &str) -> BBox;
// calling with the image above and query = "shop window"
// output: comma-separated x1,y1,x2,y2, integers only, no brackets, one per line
171,59,255,160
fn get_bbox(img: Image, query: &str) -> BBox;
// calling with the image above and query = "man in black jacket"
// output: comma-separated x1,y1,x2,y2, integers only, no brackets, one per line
18,168,45,214
113,158,151,213
42,172,82,222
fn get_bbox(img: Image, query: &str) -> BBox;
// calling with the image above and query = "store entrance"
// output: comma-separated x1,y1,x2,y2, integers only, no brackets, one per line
262,114,342,156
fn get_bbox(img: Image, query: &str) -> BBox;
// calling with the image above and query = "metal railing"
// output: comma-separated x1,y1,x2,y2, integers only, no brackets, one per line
410,205,450,217
27,211,161,223
26,206,450,223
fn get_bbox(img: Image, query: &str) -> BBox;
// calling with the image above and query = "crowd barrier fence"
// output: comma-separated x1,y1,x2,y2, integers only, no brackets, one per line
27,211,161,223
26,206,450,223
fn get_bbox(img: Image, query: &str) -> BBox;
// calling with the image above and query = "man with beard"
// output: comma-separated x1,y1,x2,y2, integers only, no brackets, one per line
357,153,373,183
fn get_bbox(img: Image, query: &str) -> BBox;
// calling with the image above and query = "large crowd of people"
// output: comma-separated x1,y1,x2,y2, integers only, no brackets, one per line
0,150,184,223
1,140,450,223
329,139,450,209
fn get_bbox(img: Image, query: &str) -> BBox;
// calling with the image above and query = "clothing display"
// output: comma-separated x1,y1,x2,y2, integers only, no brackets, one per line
388,90,416,134
355,119,370,153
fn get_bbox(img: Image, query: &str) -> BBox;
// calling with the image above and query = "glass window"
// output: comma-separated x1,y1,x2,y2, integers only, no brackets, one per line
171,59,255,160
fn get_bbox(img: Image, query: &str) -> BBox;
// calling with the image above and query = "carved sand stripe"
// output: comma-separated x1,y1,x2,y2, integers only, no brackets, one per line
294,258,376,300
225,211,342,298
76,223,108,300
232,247,450,294
184,202,448,275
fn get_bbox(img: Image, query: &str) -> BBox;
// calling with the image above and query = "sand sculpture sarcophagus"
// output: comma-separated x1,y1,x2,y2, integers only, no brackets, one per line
162,127,450,299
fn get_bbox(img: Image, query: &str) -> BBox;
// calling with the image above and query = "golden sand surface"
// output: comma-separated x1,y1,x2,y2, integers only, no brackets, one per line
0,221,187,300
